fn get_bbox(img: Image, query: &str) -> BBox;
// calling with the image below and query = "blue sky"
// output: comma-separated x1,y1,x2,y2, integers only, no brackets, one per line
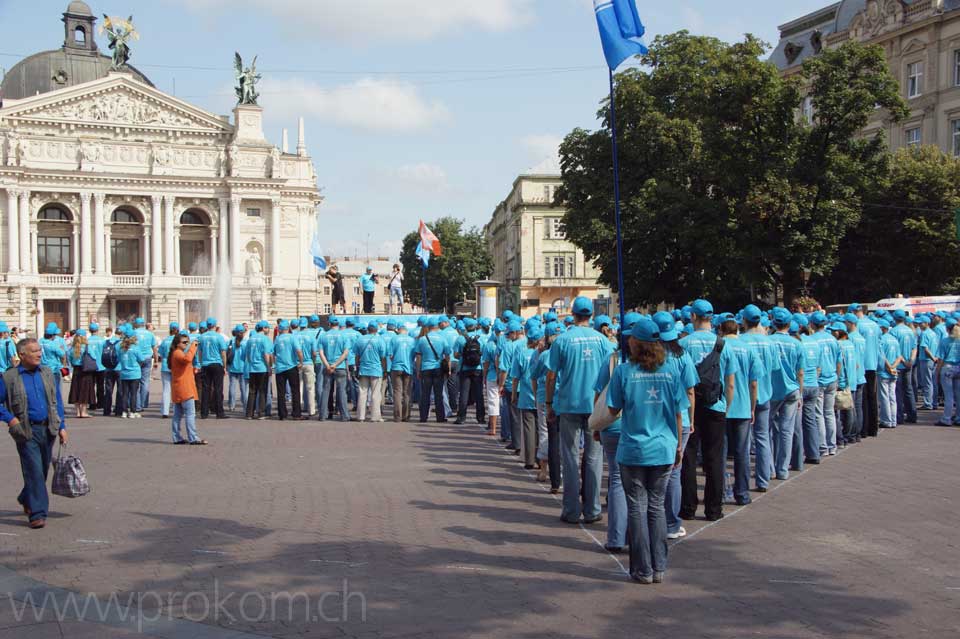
0,0,829,260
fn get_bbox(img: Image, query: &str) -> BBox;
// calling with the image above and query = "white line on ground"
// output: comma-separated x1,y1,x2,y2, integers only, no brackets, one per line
76,539,111,544
0,533,19,537
947,587,960,590
309,560,368,567
444,565,490,571
192,549,228,555
769,579,820,585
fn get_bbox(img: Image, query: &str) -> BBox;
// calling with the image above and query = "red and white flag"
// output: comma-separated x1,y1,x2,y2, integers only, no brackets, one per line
419,220,442,257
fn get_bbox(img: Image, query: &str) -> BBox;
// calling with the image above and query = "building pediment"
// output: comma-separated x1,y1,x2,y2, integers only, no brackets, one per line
0,72,232,137
901,37,927,56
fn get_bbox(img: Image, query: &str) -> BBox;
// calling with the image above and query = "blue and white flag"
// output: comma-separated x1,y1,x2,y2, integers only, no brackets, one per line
310,211,326,270
594,0,648,70
416,243,431,268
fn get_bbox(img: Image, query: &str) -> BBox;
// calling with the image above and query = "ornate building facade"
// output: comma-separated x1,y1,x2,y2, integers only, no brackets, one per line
772,0,960,154
0,2,322,334
484,159,611,319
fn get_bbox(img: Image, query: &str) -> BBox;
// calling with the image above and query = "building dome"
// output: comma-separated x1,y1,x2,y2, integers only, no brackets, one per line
0,2,152,101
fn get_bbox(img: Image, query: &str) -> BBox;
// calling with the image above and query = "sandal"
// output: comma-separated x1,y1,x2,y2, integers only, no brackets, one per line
189,440,209,446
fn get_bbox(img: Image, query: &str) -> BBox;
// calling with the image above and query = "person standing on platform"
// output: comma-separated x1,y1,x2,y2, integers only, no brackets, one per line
132,318,157,414
388,263,404,314
273,320,303,420
198,318,227,419
360,266,378,314
326,265,347,315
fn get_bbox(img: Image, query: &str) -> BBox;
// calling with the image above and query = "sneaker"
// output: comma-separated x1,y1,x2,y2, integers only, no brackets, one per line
121,412,129,419
133,413,142,419
653,571,665,584
632,574,653,585
666,527,687,540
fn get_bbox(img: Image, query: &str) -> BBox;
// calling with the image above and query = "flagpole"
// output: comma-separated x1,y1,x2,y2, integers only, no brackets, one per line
608,68,627,361
421,260,428,312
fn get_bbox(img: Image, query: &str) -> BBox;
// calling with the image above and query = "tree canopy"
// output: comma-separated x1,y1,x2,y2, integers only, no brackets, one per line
399,217,493,313
557,32,907,309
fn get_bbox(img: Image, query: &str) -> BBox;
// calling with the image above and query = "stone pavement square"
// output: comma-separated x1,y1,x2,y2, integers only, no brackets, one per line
0,379,957,638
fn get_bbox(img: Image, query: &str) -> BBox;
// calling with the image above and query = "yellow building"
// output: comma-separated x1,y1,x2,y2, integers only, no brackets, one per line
484,159,611,319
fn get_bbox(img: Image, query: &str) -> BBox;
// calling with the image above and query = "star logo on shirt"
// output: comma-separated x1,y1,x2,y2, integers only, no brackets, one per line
647,387,660,401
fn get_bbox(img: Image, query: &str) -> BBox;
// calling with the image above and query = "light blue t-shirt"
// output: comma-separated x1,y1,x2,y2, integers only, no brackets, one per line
39,337,66,372
678,329,739,413
722,337,762,420
848,329,867,386
245,332,273,374
668,350,699,430
607,359,684,467
352,334,387,377
119,344,144,381
937,336,960,365
498,337,522,391
594,353,621,435
416,331,451,372
87,334,106,372
441,327,461,364
546,325,615,415
509,343,538,411
890,324,917,371
157,335,174,373
318,330,349,370
340,328,362,365
198,331,228,367
134,327,157,361
389,334,416,374
858,318,881,372
0,337,15,370
879,333,901,379
227,339,247,375
919,328,940,362
273,333,302,373
837,339,857,391
482,339,499,383
739,332,781,405
814,331,840,386
800,334,821,390
770,332,805,400
360,273,376,293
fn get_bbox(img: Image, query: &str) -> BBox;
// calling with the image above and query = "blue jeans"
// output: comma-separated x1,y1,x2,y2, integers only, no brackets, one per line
558,414,601,521
321,368,351,421
770,390,800,479
499,393,513,442
820,382,838,453
896,368,917,423
16,424,55,523
801,386,821,461
752,401,772,489
620,463,671,580
879,377,898,426
599,430,627,548
726,418,751,504
918,359,936,409
137,360,151,412
665,429,690,534
228,372,248,411
939,368,960,424
160,371,172,417
171,399,199,443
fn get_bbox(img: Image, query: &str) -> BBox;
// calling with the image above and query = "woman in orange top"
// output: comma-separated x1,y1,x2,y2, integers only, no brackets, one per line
168,333,207,445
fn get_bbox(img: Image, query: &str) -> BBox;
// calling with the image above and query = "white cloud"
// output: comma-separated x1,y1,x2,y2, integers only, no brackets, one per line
261,77,450,133
520,134,562,161
392,163,450,191
173,0,535,43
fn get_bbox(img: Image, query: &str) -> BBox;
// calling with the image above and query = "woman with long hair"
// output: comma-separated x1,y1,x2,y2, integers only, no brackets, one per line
118,325,143,418
169,332,206,444
67,329,96,417
607,319,684,584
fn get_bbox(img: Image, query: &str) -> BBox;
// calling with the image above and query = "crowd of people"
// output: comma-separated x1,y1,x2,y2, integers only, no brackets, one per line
3,297,953,579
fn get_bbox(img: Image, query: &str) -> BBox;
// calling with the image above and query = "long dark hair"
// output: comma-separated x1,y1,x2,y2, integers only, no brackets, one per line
168,335,188,371
662,339,683,358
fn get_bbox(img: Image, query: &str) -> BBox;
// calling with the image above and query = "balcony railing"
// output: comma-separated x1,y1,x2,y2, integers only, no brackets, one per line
182,276,213,288
40,274,78,286
113,275,146,287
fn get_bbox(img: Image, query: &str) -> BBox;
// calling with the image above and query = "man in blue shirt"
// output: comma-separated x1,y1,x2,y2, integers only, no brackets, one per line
227,325,248,413
851,303,881,438
132,317,157,414
244,321,274,420
360,266,377,314
274,320,303,420
917,315,940,411
891,310,918,424
415,317,451,423
389,323,416,422
739,305,781,492
86,322,106,414
318,317,350,422
341,318,362,409
455,318,485,425
769,309,805,480
353,322,388,422
545,297,615,524
481,322,501,437
0,338,68,529
0,322,17,371
844,313,867,444
198,318,227,419
157,322,179,418
39,322,67,391
498,320,525,452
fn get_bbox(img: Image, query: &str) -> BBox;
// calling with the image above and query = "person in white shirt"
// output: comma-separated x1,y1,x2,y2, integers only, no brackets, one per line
388,264,404,314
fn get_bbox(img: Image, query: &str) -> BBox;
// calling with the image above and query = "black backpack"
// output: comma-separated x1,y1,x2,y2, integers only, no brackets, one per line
101,340,120,369
227,341,236,367
694,336,725,406
462,336,482,368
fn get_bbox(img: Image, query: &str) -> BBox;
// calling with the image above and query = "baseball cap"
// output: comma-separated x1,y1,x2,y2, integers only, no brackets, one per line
507,319,523,333
464,318,478,329
829,322,847,333
345,318,355,327
0,322,8,333
329,316,340,326
387,319,398,329
89,322,100,331
234,324,245,333
571,296,593,316
810,311,827,326
563,316,575,326
741,304,762,323
188,322,198,331
198,320,208,330
622,312,643,331
690,299,713,317
594,315,612,330
135,317,145,325
168,321,179,331
630,318,660,342
45,322,60,335
298,318,308,328
772,308,792,327
843,313,859,324
847,303,862,312
310,314,320,323
438,315,450,325
893,309,907,321
544,311,558,323
479,317,492,328
651,311,678,341
877,318,891,329
527,327,545,341
278,319,290,330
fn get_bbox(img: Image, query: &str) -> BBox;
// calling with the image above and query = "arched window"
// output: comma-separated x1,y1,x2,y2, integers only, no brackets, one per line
75,26,86,44
179,209,210,275
180,211,205,225
110,208,143,274
37,205,73,274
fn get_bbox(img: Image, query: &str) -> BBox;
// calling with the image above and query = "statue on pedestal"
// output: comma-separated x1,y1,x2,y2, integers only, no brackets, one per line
234,53,261,106
245,248,263,285
100,16,139,71
227,143,240,177
270,147,281,179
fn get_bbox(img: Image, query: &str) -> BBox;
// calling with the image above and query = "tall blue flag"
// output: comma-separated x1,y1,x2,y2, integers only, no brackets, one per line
416,244,431,268
310,211,327,270
594,0,648,70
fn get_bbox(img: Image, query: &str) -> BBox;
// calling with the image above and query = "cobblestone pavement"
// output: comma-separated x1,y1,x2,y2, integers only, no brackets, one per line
0,379,957,638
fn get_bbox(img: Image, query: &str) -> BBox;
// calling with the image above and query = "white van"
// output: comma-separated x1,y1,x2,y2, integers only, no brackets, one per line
873,295,960,315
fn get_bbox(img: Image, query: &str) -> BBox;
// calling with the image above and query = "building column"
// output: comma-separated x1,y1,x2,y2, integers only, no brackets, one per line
151,195,162,276
163,196,175,275
143,227,151,278
229,195,242,273
209,228,217,275
6,189,19,274
79,191,92,274
173,226,181,276
218,198,229,269
104,226,112,274
72,225,80,277
270,197,281,276
18,190,30,274
93,193,105,273
30,225,38,274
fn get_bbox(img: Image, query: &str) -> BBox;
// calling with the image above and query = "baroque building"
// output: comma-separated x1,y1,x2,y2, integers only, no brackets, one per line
0,2,322,333
772,0,960,154
484,158,611,319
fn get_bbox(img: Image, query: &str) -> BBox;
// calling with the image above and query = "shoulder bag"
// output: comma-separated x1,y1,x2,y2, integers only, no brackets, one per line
425,335,449,377
589,355,619,432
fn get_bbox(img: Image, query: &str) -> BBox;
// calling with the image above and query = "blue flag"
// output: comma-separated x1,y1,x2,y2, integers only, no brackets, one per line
309,211,327,270
594,0,648,70
416,244,431,268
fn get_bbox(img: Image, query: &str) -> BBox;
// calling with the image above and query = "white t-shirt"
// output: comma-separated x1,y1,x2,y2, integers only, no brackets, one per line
388,271,403,290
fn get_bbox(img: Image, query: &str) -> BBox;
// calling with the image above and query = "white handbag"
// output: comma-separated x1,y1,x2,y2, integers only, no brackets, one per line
589,356,619,432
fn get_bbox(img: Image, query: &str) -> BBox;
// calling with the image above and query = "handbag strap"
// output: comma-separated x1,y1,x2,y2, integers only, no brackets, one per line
425,335,439,360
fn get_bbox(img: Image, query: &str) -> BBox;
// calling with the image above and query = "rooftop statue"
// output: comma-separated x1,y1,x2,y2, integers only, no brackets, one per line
100,15,138,71
234,53,261,106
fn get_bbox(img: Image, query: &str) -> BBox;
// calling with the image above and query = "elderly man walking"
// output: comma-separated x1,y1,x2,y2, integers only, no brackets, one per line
0,339,69,529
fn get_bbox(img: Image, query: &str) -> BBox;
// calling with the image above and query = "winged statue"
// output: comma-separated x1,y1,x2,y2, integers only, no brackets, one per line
100,15,139,71
234,52,262,106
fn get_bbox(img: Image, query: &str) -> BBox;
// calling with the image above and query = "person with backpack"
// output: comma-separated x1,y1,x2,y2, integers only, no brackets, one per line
455,319,485,425
678,299,737,522
227,325,248,413
101,327,122,417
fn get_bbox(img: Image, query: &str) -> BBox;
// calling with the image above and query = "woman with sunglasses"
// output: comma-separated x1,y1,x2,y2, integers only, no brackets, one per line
168,332,207,445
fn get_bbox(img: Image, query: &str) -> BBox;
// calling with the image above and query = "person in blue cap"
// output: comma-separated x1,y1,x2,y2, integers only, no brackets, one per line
934,319,960,425
738,304,781,492
388,321,416,422
293,318,318,417
244,320,274,420
100,324,122,417
317,317,349,421
481,320,502,437
831,322,858,447
273,320,304,420
438,316,461,418
455,318,485,425
341,318,362,409
39,322,67,392
678,299,738,522
877,319,902,428
118,325,147,418
0,322,16,371
415,316,452,422
917,315,940,411
809,312,840,457
226,325,248,413
499,319,525,452
770,308,806,479
606,318,686,584
353,321,388,422
510,326,543,469
132,317,157,414
84,322,106,413
157,322,180,418
842,313,867,444
197,318,227,419
890,310,918,424
545,296,615,524
849,304,880,438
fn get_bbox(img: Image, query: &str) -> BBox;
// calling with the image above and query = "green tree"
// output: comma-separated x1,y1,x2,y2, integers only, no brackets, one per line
399,217,493,313
819,145,960,301
557,32,907,309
